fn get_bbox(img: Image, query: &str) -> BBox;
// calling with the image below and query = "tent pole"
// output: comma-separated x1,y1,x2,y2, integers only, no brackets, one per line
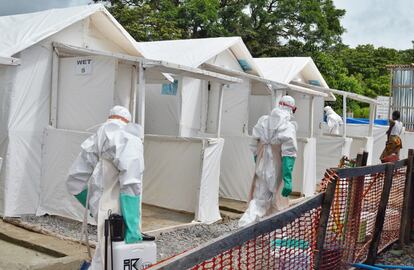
271,89,276,108
343,95,347,138
137,62,146,137
50,47,59,127
216,84,225,138
309,96,315,138
368,103,375,137
130,65,138,123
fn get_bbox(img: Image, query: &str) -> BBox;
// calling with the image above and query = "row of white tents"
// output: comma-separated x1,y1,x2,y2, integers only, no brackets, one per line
0,4,408,224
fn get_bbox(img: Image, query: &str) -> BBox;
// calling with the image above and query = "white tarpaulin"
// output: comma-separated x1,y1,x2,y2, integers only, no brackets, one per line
39,131,223,224
143,135,223,223
346,124,388,165
37,128,94,223
0,4,143,216
220,136,316,201
138,37,261,138
254,57,328,88
145,84,180,136
0,4,140,58
136,37,261,76
0,45,51,216
316,136,352,182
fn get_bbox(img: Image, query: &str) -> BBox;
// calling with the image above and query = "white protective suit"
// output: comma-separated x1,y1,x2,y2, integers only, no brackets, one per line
239,97,297,227
324,106,343,135
66,106,144,270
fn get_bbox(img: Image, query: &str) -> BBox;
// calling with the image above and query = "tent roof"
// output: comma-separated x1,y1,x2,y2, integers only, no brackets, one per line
254,57,335,100
0,4,141,58
254,57,328,86
136,37,262,76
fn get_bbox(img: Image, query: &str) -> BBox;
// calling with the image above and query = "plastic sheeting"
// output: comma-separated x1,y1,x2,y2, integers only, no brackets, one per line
0,44,51,216
0,4,140,58
220,136,255,201
136,37,261,76
143,135,223,223
316,136,352,182
253,57,328,88
0,5,144,216
39,132,223,224
57,56,117,131
145,84,180,136
219,136,316,201
37,127,94,222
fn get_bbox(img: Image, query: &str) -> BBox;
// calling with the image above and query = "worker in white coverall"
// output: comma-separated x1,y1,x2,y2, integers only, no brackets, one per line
239,95,298,227
324,106,343,135
66,106,144,270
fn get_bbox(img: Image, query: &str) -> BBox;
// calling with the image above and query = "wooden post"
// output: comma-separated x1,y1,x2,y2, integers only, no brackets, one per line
362,151,369,166
366,163,395,264
400,149,414,245
314,175,338,269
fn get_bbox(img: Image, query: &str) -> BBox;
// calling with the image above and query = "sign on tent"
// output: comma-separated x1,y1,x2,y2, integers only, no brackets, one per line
76,58,93,75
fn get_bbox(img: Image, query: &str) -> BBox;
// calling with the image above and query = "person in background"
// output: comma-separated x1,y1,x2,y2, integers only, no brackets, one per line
380,110,404,163
239,95,297,227
324,106,343,135
66,106,144,269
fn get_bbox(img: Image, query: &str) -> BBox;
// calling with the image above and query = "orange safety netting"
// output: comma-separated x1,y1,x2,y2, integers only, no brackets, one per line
191,208,321,270
319,165,407,269
379,166,406,252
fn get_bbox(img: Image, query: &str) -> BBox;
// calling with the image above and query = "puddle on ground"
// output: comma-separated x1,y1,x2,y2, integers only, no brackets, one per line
0,238,58,269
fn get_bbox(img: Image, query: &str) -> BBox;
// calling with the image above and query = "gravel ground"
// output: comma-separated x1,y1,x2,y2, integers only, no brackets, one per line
18,215,239,261
376,241,414,266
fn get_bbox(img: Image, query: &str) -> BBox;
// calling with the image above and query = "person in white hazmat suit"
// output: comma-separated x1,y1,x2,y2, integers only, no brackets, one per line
66,105,144,269
324,106,343,135
239,95,298,227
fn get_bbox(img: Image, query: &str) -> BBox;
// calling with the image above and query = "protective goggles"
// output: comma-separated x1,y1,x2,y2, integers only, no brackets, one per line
279,101,297,113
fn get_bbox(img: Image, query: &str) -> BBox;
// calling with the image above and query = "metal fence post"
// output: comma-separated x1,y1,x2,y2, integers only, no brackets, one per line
366,163,395,265
400,149,414,245
314,173,338,270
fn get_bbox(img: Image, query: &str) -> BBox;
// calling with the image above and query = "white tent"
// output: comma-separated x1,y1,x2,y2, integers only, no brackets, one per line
137,37,260,222
0,5,239,225
0,4,142,217
293,81,381,170
137,40,327,203
251,57,330,197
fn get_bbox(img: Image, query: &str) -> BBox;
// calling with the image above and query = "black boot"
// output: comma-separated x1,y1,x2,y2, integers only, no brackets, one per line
142,233,155,241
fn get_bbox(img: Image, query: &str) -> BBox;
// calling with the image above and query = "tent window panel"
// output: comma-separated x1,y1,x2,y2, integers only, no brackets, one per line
57,56,117,131
161,80,178,96
308,80,321,86
238,59,252,72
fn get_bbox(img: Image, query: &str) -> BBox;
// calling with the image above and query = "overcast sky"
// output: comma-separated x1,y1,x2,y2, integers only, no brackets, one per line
0,0,91,16
334,0,414,50
1,0,413,50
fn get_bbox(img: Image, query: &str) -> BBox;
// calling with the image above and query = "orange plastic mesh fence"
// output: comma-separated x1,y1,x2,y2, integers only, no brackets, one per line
319,165,407,269
378,166,406,252
147,160,411,270
147,195,323,270
191,208,321,270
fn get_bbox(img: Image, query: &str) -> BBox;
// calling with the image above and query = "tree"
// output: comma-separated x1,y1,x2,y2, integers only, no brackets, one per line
97,0,346,56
